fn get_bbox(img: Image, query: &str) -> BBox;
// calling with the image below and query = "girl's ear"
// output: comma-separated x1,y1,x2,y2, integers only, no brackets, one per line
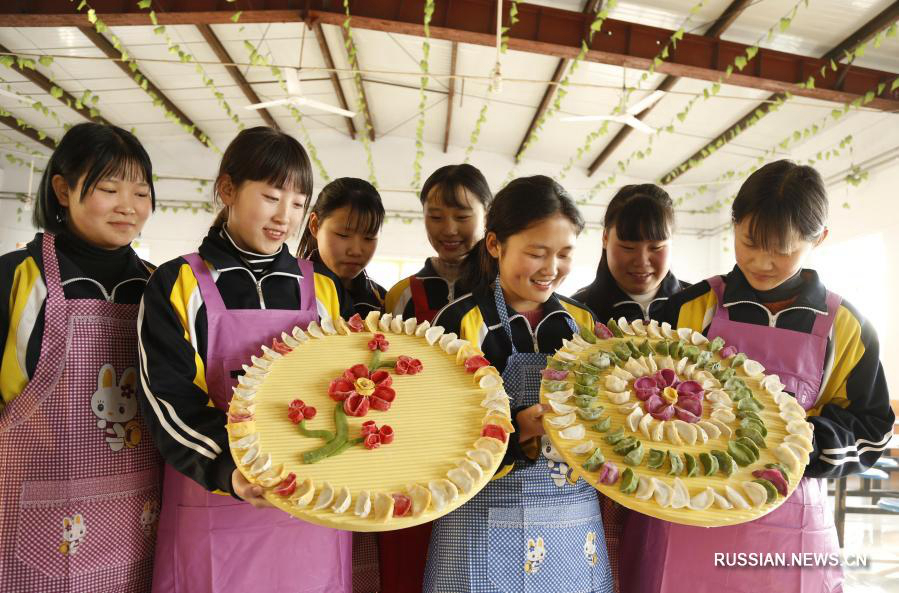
217,175,236,207
52,174,72,208
601,228,609,250
308,212,320,239
813,227,829,248
485,231,501,259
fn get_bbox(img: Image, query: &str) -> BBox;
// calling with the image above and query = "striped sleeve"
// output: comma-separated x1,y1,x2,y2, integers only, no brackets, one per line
806,302,894,477
137,260,236,496
384,277,412,316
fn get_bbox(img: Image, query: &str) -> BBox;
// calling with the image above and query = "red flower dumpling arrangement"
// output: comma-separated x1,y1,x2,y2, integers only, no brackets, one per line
329,364,397,417
633,368,705,423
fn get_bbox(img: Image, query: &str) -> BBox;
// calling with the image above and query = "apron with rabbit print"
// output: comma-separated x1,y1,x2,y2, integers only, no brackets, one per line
424,278,613,593
0,232,162,593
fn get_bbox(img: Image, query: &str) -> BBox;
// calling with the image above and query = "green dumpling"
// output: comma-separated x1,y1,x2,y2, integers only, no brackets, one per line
582,447,606,472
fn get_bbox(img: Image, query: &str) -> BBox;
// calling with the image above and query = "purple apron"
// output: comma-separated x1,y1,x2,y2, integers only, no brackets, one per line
150,254,351,593
621,275,843,593
0,233,161,592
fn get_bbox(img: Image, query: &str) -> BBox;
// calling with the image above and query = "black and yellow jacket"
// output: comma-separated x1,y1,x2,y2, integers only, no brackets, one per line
309,250,385,317
572,256,689,323
385,258,465,320
434,283,595,475
1,232,152,411
137,227,353,496
662,266,893,478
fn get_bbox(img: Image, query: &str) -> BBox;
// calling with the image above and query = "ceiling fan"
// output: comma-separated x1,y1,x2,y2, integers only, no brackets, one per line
560,89,666,135
0,88,35,106
244,67,356,118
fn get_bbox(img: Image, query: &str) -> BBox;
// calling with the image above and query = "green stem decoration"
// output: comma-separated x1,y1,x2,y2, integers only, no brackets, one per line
302,403,349,464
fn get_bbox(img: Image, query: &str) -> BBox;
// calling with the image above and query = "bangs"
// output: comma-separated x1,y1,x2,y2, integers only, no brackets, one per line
743,206,801,253
426,182,473,210
612,195,672,242
79,137,155,206
342,201,384,237
253,143,313,197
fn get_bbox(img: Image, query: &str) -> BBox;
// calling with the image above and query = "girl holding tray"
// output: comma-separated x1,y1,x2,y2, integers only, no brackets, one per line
385,164,492,323
428,175,614,593
380,163,492,593
620,160,893,593
297,177,386,318
0,123,160,593
572,183,689,593
138,127,354,593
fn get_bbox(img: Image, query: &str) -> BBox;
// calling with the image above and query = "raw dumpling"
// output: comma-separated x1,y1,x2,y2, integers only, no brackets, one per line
545,389,575,402
313,482,335,510
689,486,715,510
332,486,352,513
467,448,494,469
626,407,644,432
697,420,721,439
670,478,689,509
652,478,673,507
373,492,394,521
742,481,768,508
428,479,459,512
354,490,372,517
447,468,475,494
291,478,316,508
408,483,432,518
548,400,577,415
635,476,656,500
673,420,698,445
571,440,595,455
547,412,576,429
606,391,631,405
475,437,506,455
725,485,750,510
605,376,628,392
559,424,586,440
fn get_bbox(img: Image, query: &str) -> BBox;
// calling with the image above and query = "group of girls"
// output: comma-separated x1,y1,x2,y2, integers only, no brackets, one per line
0,122,892,593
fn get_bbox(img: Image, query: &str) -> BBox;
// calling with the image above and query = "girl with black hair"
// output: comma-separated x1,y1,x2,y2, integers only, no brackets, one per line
297,177,387,317
572,184,688,592
0,122,160,593
573,184,688,322
385,164,492,322
426,176,613,593
138,127,354,593
620,160,893,593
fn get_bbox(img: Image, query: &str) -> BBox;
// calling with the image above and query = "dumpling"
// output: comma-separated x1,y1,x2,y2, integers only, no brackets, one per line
673,420,698,445
724,485,750,510
428,479,459,512
712,489,733,510
447,468,475,494
742,481,768,508
475,437,506,455
697,420,721,439
689,486,715,511
332,486,352,513
373,492,395,521
545,388,575,402
605,391,631,404
639,413,655,439
571,440,595,455
291,478,316,508
635,476,656,500
652,478,673,507
558,424,586,440
313,481,334,510
670,478,689,509
467,448,494,469
626,407,644,432
354,490,372,517
547,412,576,429
605,376,628,392
408,483,432,518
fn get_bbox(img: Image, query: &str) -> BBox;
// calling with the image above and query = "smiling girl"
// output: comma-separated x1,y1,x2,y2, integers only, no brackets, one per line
0,123,160,593
427,176,613,593
297,177,386,316
138,127,353,593
620,160,893,593
385,164,492,322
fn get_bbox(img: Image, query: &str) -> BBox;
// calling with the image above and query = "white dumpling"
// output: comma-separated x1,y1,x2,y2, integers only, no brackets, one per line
725,485,750,510
559,424,586,440
605,375,628,392
673,420,698,445
639,413,655,439
548,400,576,415
742,359,765,377
571,440,595,455
332,486,352,513
390,315,405,334
670,478,689,509
708,418,733,439
651,420,666,442
606,391,631,405
786,420,814,440
711,408,736,424
354,490,372,517
313,482,334,510
646,319,662,339
414,320,431,337
618,402,639,413
675,357,689,375
652,478,673,508
378,313,393,332
467,448,494,469
428,479,459,512
618,317,635,335
547,412,576,429
694,423,709,444
631,319,647,336
689,486,715,510
545,389,575,402
677,327,693,341
697,421,721,440
306,321,325,339
690,332,709,346
712,489,733,510
784,434,814,454
635,476,656,500
624,358,648,378
664,422,683,446
661,321,674,339
320,317,338,335
742,481,768,508
610,366,635,381
447,468,474,494
425,326,445,345
626,407,644,432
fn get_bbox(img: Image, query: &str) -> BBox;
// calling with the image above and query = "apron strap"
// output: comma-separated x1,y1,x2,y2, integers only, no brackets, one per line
183,253,227,314
295,258,317,314
492,275,519,356
810,290,842,338
705,275,729,321
41,232,65,304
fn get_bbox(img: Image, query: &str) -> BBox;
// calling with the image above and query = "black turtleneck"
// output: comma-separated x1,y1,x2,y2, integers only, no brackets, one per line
56,229,136,293
754,269,807,303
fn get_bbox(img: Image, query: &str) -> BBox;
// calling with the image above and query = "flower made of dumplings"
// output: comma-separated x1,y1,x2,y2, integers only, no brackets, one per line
633,368,705,423
328,364,396,417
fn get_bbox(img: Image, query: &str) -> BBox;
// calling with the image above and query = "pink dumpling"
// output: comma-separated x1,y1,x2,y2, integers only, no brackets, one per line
594,322,614,339
677,380,704,398
650,404,675,421
676,397,703,417
599,462,619,485
674,406,701,423
656,368,677,388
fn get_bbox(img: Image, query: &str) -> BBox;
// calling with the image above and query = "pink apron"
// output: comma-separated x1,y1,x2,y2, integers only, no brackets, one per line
0,232,162,593
150,253,351,593
621,275,843,593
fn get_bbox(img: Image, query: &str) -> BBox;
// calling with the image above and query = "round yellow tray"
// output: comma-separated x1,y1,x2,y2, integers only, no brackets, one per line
540,322,812,528
227,315,510,532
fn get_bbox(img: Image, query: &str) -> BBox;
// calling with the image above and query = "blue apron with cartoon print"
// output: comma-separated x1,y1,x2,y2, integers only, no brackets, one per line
424,279,613,593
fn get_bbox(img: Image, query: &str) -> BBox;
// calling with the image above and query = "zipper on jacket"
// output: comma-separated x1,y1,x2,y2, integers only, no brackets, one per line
723,300,825,328
255,280,266,309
